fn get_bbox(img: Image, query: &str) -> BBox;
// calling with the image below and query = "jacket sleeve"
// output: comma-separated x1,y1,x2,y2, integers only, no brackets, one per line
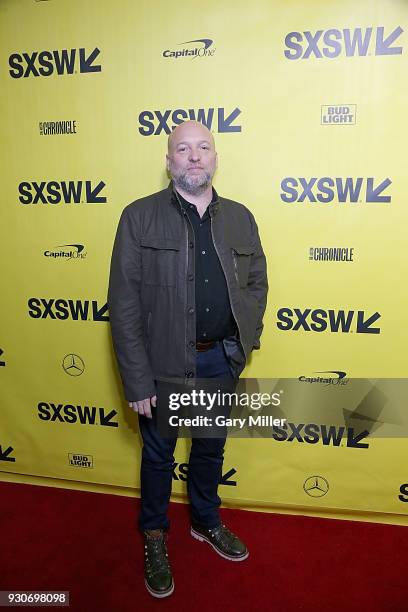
247,212,268,350
107,205,156,402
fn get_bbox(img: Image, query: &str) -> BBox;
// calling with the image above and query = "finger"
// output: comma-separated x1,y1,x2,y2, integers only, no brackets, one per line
151,395,157,407
144,399,152,419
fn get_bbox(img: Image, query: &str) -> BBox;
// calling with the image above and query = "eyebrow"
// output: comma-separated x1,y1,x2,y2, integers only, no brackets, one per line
175,140,211,146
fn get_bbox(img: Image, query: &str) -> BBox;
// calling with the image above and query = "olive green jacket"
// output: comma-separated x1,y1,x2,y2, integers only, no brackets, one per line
108,181,268,401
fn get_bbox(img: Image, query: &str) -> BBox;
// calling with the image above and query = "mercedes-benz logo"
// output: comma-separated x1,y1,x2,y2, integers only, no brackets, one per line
62,353,85,376
303,476,329,497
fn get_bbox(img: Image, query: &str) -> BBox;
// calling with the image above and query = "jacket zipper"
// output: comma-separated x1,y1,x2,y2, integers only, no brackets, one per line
174,190,194,380
147,311,151,335
210,216,247,361
232,250,239,285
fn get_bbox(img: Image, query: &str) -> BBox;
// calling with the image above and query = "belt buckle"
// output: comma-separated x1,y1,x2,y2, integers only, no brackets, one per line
196,340,216,352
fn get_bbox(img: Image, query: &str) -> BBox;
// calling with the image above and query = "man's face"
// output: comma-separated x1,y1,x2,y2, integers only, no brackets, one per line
166,123,217,195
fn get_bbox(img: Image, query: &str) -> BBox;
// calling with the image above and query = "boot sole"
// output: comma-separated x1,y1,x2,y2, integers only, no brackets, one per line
191,527,249,561
144,578,174,598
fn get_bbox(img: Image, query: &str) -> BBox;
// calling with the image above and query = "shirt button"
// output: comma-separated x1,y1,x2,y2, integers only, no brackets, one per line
201,250,206,255
188,340,195,348
188,274,194,281
189,242,194,248
186,370,194,378
205,307,210,312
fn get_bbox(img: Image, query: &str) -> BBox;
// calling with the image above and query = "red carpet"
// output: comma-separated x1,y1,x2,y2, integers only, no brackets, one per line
0,481,407,611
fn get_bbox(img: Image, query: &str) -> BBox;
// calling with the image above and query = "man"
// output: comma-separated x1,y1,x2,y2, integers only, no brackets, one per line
108,120,268,598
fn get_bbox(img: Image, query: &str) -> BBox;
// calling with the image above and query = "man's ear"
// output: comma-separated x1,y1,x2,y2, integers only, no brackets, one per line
215,151,218,169
166,153,170,172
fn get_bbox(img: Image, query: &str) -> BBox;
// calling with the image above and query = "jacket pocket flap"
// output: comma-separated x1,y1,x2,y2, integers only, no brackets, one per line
140,236,180,250
232,245,255,255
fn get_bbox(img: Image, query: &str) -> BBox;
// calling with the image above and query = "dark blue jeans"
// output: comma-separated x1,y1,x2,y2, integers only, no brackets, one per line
138,341,235,531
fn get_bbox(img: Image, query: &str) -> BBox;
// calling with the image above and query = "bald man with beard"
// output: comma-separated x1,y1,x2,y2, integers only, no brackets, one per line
108,120,268,597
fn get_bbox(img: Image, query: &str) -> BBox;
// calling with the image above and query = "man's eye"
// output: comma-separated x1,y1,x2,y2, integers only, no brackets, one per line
178,147,186,152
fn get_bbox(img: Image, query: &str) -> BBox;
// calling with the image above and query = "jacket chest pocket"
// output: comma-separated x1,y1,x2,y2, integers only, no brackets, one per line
231,245,255,288
141,236,181,286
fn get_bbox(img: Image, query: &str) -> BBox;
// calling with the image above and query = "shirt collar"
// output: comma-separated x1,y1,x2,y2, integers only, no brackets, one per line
168,180,220,216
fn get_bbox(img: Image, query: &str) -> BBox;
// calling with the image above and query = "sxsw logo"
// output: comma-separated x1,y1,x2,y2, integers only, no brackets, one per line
139,107,241,135
281,177,391,203
284,26,403,60
321,105,356,125
38,402,117,427
9,48,101,78
0,445,15,462
19,181,106,204
399,484,408,502
271,422,369,449
173,463,237,485
277,308,381,334
163,38,216,59
28,298,109,322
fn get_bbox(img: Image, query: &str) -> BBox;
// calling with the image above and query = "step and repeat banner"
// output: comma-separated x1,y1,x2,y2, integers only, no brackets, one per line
1,0,408,525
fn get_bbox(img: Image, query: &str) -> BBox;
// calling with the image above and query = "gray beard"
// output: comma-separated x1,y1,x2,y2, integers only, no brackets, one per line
174,171,212,196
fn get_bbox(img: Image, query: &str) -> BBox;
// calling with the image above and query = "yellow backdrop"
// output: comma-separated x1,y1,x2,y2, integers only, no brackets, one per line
1,0,407,525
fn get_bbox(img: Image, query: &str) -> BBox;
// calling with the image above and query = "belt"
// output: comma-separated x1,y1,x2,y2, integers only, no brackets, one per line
195,340,217,352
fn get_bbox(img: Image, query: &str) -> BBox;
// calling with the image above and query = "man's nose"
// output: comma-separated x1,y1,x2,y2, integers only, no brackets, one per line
189,149,201,162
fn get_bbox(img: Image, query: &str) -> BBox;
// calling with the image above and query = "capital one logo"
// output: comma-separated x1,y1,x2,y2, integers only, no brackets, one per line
277,308,381,334
280,177,391,204
163,38,216,59
9,48,101,78
284,26,403,60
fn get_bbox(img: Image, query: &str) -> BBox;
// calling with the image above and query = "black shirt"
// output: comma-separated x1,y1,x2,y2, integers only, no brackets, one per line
176,189,237,343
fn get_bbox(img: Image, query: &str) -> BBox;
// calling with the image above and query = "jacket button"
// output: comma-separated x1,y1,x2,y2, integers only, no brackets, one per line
186,371,194,378
189,242,194,248
188,340,195,348
188,307,194,315
188,274,194,281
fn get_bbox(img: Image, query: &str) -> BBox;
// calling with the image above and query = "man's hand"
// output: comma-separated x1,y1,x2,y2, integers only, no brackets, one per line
128,395,157,418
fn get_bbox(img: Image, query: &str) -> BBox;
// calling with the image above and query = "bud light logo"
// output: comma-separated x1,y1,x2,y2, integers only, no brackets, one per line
321,105,356,125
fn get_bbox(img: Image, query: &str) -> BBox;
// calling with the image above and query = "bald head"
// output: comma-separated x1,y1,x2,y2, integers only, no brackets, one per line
167,120,215,153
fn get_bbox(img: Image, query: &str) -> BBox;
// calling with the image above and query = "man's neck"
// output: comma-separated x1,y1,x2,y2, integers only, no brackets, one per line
175,184,213,218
